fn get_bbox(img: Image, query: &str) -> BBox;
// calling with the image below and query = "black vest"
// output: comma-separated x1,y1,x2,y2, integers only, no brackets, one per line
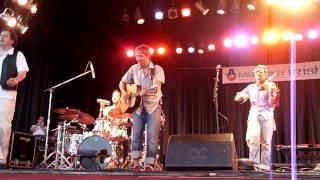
0,51,18,91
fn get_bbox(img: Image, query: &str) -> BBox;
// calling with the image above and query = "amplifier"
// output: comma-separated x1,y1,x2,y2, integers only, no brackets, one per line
9,131,36,168
165,133,238,171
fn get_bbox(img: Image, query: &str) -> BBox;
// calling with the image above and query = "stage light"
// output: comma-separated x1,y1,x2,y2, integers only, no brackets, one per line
16,23,28,34
0,8,17,27
181,7,191,17
247,0,257,10
265,0,277,5
176,47,183,54
168,7,178,19
217,0,227,15
263,30,279,44
251,36,259,44
126,49,134,57
149,48,154,55
295,33,303,41
223,38,233,48
13,0,38,14
195,0,210,15
30,4,37,14
188,46,195,53
154,10,164,20
208,44,216,51
137,19,144,25
15,15,28,34
17,0,28,6
197,49,204,54
234,34,248,47
134,7,145,24
307,29,318,39
278,0,312,11
157,47,166,55
7,17,17,27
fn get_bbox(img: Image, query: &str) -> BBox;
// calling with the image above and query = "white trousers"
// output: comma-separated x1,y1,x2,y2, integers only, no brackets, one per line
246,115,274,167
0,98,16,165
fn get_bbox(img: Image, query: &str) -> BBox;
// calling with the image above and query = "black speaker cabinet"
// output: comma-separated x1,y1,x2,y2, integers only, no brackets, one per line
9,132,36,168
165,133,238,171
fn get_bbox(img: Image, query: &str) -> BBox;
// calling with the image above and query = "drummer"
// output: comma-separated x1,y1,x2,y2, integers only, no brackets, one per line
103,90,121,119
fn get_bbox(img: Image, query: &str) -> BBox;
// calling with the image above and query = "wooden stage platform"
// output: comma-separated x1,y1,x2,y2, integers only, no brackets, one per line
1,169,320,180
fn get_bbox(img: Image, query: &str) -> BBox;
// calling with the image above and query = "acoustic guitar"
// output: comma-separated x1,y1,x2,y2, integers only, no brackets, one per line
119,84,157,113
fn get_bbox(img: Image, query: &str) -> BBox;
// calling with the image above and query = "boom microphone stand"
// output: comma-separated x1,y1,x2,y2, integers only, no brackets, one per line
42,61,95,163
213,64,228,134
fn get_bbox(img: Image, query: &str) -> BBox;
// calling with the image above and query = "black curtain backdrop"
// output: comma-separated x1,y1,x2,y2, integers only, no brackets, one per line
6,0,320,165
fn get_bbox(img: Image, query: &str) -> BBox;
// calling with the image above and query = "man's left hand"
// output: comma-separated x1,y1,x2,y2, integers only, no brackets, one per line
6,78,19,87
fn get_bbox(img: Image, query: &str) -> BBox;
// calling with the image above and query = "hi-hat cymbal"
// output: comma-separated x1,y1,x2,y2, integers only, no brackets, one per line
108,108,132,119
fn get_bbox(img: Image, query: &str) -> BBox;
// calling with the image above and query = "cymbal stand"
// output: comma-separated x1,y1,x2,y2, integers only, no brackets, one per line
39,122,72,169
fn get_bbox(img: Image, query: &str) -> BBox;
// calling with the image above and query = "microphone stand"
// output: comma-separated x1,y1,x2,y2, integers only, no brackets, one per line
42,62,94,161
213,67,220,134
213,66,228,134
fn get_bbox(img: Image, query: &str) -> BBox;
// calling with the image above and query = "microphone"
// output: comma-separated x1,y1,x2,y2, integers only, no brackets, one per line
89,61,95,79
267,72,277,81
97,98,111,106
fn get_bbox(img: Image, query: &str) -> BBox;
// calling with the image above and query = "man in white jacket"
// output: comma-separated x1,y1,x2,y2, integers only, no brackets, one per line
0,29,29,167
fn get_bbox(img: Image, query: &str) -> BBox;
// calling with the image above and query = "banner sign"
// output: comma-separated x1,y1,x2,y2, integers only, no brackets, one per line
222,61,320,84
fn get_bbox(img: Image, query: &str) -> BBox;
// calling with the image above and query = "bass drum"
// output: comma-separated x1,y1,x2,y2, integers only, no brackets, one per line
78,135,113,170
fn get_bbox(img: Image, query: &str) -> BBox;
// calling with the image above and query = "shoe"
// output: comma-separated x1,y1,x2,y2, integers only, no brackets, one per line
0,164,8,169
132,164,142,171
144,164,154,171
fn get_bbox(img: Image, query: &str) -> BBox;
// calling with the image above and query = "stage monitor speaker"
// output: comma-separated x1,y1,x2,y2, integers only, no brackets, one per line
9,131,36,168
165,133,238,171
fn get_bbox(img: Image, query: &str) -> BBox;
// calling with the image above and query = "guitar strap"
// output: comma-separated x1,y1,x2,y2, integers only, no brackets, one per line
150,67,155,86
150,66,163,106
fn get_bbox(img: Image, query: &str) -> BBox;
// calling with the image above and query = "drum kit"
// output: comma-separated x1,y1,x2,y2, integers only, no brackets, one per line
40,105,133,170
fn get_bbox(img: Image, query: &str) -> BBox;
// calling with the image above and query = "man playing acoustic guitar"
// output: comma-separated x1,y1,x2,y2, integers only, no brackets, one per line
119,44,165,171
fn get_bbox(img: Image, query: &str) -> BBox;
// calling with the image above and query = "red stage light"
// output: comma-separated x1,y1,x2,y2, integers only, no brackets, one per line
126,49,134,57
181,8,191,17
208,44,216,51
176,47,183,54
223,38,233,48
157,47,166,55
188,47,195,53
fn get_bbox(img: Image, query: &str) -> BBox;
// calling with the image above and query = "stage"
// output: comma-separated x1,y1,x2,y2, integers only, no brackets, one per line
1,169,320,180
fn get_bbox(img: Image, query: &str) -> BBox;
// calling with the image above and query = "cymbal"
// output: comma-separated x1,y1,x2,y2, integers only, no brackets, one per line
54,107,94,125
54,108,80,115
108,108,132,119
56,114,79,120
77,111,95,125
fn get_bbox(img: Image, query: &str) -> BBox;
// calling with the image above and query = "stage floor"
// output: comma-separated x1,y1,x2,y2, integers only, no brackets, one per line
1,169,320,180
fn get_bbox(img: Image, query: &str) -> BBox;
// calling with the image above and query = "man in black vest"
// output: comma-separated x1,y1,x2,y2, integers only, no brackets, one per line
0,28,29,168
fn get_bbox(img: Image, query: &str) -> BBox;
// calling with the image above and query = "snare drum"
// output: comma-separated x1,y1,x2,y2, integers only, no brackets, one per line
93,118,110,136
67,134,84,155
